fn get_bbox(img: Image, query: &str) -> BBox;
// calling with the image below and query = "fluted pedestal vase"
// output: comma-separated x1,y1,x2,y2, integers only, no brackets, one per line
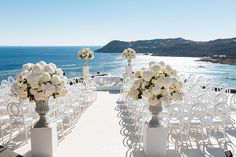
34,100,49,128
148,102,162,127
126,59,132,76
83,59,90,79
31,99,58,157
143,102,169,157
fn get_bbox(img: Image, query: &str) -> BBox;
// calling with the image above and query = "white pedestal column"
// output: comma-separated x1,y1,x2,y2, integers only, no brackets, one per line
31,123,58,157
143,124,169,157
83,66,90,79
126,65,132,76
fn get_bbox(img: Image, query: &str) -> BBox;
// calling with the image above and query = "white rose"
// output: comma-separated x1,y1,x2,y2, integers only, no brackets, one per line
44,65,55,74
134,71,142,78
55,68,63,76
151,79,157,84
133,78,143,89
171,69,177,76
38,61,47,67
172,92,183,101
16,70,29,81
142,70,153,82
60,79,67,86
161,89,168,97
51,75,61,85
165,65,172,72
141,81,148,89
32,64,43,74
156,78,164,87
149,61,157,67
152,84,161,95
163,78,172,88
19,91,28,100
49,63,57,70
30,89,38,95
128,87,139,100
158,61,165,67
151,64,161,73
22,63,32,71
31,81,39,89
143,89,153,98
178,81,183,88
41,72,51,82
26,73,40,88
171,77,178,84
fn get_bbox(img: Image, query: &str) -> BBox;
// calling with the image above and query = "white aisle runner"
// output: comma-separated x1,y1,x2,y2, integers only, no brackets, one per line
14,91,236,157
16,92,128,157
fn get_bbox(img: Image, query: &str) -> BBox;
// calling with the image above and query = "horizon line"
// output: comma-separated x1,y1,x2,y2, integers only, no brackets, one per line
0,45,103,47
0,36,236,47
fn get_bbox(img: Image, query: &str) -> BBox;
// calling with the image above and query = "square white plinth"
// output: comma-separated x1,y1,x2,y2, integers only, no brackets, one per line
83,66,90,78
143,124,169,157
31,123,58,157
126,65,132,76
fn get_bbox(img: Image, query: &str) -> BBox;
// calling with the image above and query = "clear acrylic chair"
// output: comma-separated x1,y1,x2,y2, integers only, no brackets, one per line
7,102,34,143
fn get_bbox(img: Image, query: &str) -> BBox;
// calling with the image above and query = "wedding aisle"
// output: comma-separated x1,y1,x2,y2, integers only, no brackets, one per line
15,91,128,157
14,91,236,157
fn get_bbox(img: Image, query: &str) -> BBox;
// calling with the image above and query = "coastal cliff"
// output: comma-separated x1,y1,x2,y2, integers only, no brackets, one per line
95,37,236,57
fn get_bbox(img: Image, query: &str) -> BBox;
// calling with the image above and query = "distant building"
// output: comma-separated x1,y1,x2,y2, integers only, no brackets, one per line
219,55,226,59
212,54,227,60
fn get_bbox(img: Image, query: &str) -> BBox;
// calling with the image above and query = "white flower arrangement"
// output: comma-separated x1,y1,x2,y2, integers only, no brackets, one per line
77,48,94,60
12,61,68,101
122,48,136,60
128,61,184,106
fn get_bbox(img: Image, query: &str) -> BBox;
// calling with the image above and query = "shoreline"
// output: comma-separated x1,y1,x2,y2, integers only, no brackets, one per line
197,57,236,66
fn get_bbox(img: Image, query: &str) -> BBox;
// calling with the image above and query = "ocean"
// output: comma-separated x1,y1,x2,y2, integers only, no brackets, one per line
0,46,236,87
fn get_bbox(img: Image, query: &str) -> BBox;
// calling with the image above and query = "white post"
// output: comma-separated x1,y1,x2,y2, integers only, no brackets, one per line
143,124,169,157
83,65,90,79
31,123,58,157
126,65,132,76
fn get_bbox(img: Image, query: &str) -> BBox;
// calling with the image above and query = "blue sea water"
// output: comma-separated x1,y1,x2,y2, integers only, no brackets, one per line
0,46,236,87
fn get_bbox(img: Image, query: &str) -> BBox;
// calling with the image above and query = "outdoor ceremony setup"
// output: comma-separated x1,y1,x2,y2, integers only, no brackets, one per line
0,47,236,157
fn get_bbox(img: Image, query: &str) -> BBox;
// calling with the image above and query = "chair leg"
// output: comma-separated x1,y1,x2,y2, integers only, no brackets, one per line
23,125,28,143
0,123,4,142
61,124,65,138
8,120,13,144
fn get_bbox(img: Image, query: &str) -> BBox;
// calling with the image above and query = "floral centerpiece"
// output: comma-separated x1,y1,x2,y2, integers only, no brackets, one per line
128,61,184,127
77,48,94,79
122,48,136,76
77,48,94,60
12,61,68,128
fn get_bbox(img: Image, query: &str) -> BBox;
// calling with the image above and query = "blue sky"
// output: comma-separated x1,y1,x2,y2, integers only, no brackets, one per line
0,0,236,46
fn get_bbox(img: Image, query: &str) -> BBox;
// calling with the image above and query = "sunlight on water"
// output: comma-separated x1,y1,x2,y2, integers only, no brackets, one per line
0,47,235,87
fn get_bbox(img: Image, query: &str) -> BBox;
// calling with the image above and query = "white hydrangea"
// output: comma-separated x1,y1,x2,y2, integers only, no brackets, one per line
41,72,51,82
32,64,43,74
122,48,136,60
51,75,61,85
78,48,94,60
127,61,184,106
22,63,33,71
142,70,153,82
12,60,68,102
44,65,55,74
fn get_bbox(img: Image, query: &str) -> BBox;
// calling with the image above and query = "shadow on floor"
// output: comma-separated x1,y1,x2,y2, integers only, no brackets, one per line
115,101,236,157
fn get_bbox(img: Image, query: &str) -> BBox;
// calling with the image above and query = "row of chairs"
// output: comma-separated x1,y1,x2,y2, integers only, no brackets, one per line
0,76,97,148
119,74,236,150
